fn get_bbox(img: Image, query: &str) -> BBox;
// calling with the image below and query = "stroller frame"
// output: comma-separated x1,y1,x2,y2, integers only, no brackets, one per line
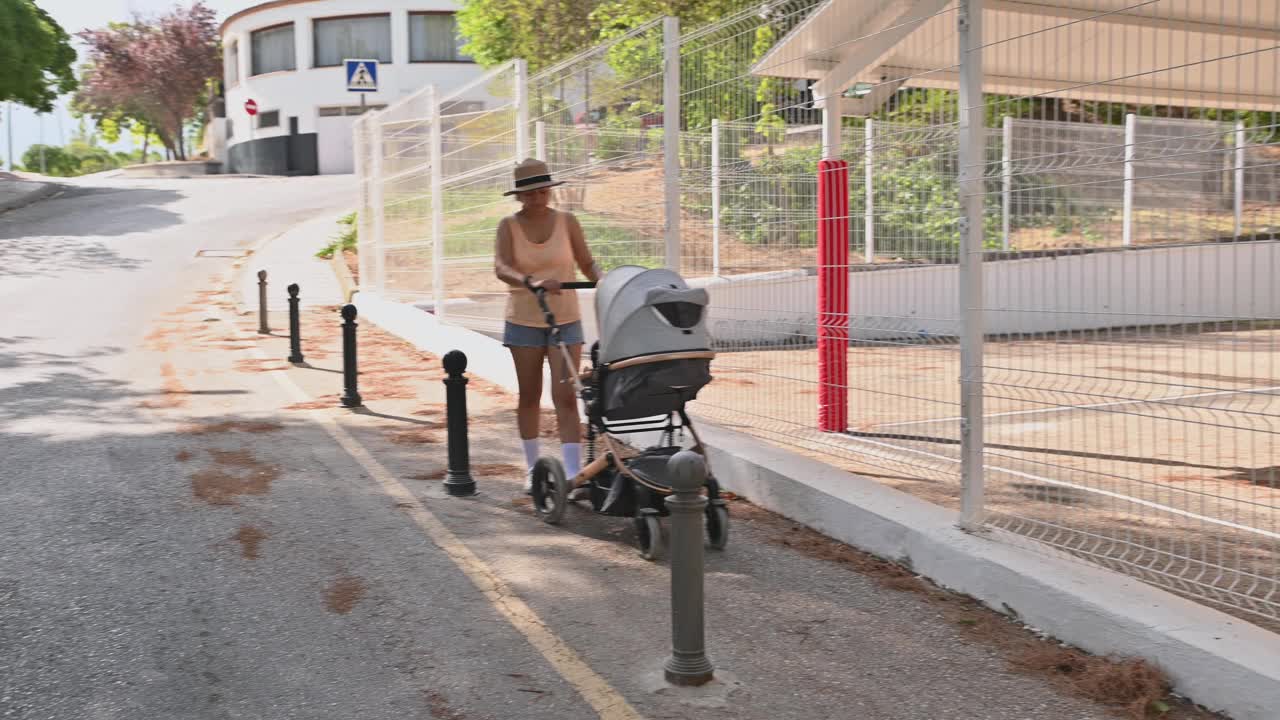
526,282,729,560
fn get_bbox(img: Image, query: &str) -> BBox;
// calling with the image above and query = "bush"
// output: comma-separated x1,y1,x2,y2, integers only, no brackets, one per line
316,212,357,259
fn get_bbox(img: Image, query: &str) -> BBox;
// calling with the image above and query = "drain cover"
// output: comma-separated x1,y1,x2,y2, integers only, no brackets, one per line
196,249,250,258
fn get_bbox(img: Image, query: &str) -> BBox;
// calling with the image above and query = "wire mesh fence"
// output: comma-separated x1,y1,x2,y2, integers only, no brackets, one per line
528,19,671,285
353,0,1280,629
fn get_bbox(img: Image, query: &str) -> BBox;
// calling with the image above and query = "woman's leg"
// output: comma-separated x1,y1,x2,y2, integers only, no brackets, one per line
547,343,585,494
509,344,546,444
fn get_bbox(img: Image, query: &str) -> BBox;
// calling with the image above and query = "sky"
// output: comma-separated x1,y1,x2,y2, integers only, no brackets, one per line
3,0,251,170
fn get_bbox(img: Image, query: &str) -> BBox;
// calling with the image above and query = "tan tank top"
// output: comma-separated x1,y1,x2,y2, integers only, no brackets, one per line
505,210,581,327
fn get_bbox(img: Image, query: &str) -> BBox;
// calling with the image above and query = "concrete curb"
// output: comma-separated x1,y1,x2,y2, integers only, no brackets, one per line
349,291,1280,720
330,251,358,303
0,180,60,214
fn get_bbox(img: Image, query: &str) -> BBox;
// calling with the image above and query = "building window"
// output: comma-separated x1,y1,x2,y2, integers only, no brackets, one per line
410,13,471,62
251,24,295,75
257,110,280,128
314,15,392,67
225,39,239,85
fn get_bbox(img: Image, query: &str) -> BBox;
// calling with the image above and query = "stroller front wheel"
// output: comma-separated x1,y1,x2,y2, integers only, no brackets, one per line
634,512,665,561
706,502,729,550
531,457,570,525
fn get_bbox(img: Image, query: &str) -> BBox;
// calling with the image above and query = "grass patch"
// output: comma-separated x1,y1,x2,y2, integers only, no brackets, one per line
316,212,358,259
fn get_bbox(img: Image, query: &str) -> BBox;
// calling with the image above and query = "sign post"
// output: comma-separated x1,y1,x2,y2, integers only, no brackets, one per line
345,59,379,111
245,98,258,141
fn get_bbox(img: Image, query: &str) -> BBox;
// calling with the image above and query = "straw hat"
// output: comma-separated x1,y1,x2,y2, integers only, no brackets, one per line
503,158,566,195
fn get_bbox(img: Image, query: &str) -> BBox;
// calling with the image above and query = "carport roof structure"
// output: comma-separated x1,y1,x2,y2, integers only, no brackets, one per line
752,0,1280,114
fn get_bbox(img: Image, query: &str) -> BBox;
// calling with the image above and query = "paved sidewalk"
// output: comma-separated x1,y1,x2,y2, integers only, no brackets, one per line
235,210,349,312
0,173,59,213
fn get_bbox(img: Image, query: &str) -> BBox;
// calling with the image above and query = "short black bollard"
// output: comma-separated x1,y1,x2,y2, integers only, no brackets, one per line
257,270,270,334
442,350,477,497
339,304,362,408
286,283,304,364
664,450,714,687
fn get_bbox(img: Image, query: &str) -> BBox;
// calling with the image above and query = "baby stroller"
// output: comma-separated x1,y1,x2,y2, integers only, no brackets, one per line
529,266,730,560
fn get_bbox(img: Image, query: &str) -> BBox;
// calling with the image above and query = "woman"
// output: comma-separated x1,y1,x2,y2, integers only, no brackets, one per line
493,159,602,493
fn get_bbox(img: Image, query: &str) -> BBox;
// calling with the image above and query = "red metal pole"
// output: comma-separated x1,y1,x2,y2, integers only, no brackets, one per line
817,159,849,433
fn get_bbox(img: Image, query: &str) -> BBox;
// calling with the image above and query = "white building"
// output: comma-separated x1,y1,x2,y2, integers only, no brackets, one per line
218,0,486,175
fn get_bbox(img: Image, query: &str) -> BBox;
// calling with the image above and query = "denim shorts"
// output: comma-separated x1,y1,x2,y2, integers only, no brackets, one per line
503,320,584,348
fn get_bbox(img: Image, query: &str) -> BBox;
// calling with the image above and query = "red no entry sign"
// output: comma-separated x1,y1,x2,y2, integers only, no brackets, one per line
245,99,258,116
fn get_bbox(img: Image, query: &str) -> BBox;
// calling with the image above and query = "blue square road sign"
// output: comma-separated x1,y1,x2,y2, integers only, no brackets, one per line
345,59,379,93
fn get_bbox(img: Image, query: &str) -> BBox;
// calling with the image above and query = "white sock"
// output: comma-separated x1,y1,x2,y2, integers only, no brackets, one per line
562,443,582,478
521,438,540,471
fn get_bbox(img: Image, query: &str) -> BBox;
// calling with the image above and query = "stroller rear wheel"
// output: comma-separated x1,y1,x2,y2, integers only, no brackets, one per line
634,511,665,561
531,457,569,525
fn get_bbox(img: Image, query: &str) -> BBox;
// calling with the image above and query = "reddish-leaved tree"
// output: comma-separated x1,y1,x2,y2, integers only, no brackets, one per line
75,2,219,160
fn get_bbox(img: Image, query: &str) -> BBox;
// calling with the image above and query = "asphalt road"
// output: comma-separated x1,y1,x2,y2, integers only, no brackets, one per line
0,176,1137,720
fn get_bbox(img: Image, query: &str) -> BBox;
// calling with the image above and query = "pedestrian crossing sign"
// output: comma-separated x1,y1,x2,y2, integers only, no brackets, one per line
345,59,378,93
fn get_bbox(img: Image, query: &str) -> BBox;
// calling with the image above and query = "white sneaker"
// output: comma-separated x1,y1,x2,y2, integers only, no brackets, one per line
523,469,533,495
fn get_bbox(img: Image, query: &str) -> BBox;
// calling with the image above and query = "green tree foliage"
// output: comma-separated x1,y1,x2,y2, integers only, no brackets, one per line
0,0,77,111
457,0,744,72
457,0,597,70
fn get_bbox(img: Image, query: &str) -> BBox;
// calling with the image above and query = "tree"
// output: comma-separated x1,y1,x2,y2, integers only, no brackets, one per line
456,0,745,72
73,3,220,161
458,0,597,71
0,0,77,111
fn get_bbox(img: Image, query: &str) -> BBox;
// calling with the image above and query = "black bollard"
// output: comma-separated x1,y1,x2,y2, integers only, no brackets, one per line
442,350,477,497
257,270,270,334
339,304,362,408
286,283,304,364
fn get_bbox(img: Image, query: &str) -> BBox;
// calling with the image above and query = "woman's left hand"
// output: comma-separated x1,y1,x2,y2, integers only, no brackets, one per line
533,278,563,294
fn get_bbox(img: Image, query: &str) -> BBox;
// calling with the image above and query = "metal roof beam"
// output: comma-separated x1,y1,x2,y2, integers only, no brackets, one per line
810,0,952,106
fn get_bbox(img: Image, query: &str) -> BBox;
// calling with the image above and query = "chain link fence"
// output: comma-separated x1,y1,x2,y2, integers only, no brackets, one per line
354,0,1280,629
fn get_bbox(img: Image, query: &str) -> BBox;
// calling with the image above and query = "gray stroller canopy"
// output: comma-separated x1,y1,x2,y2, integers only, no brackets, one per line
594,266,711,364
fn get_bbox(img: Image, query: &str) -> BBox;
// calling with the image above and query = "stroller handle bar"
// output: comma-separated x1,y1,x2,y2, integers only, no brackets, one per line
527,280,596,326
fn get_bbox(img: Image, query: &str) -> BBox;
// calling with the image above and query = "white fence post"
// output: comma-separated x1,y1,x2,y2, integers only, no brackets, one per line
429,84,446,320
864,118,875,263
957,0,986,531
1234,120,1245,239
711,118,721,276
535,120,546,162
1123,112,1136,246
371,118,386,295
1001,115,1012,251
663,16,681,271
354,119,371,291
515,59,529,160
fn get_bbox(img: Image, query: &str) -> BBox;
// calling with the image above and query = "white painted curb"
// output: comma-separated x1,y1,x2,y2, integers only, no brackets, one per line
354,292,558,410
352,291,1280,720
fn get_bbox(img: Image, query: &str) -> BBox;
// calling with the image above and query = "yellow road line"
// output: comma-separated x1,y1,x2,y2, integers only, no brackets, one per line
214,307,646,720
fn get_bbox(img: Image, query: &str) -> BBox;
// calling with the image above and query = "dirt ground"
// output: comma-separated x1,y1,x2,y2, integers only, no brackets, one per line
695,327,1280,631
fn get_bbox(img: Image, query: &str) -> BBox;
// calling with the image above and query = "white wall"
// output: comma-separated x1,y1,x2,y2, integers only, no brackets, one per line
690,241,1280,344
221,0,489,172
